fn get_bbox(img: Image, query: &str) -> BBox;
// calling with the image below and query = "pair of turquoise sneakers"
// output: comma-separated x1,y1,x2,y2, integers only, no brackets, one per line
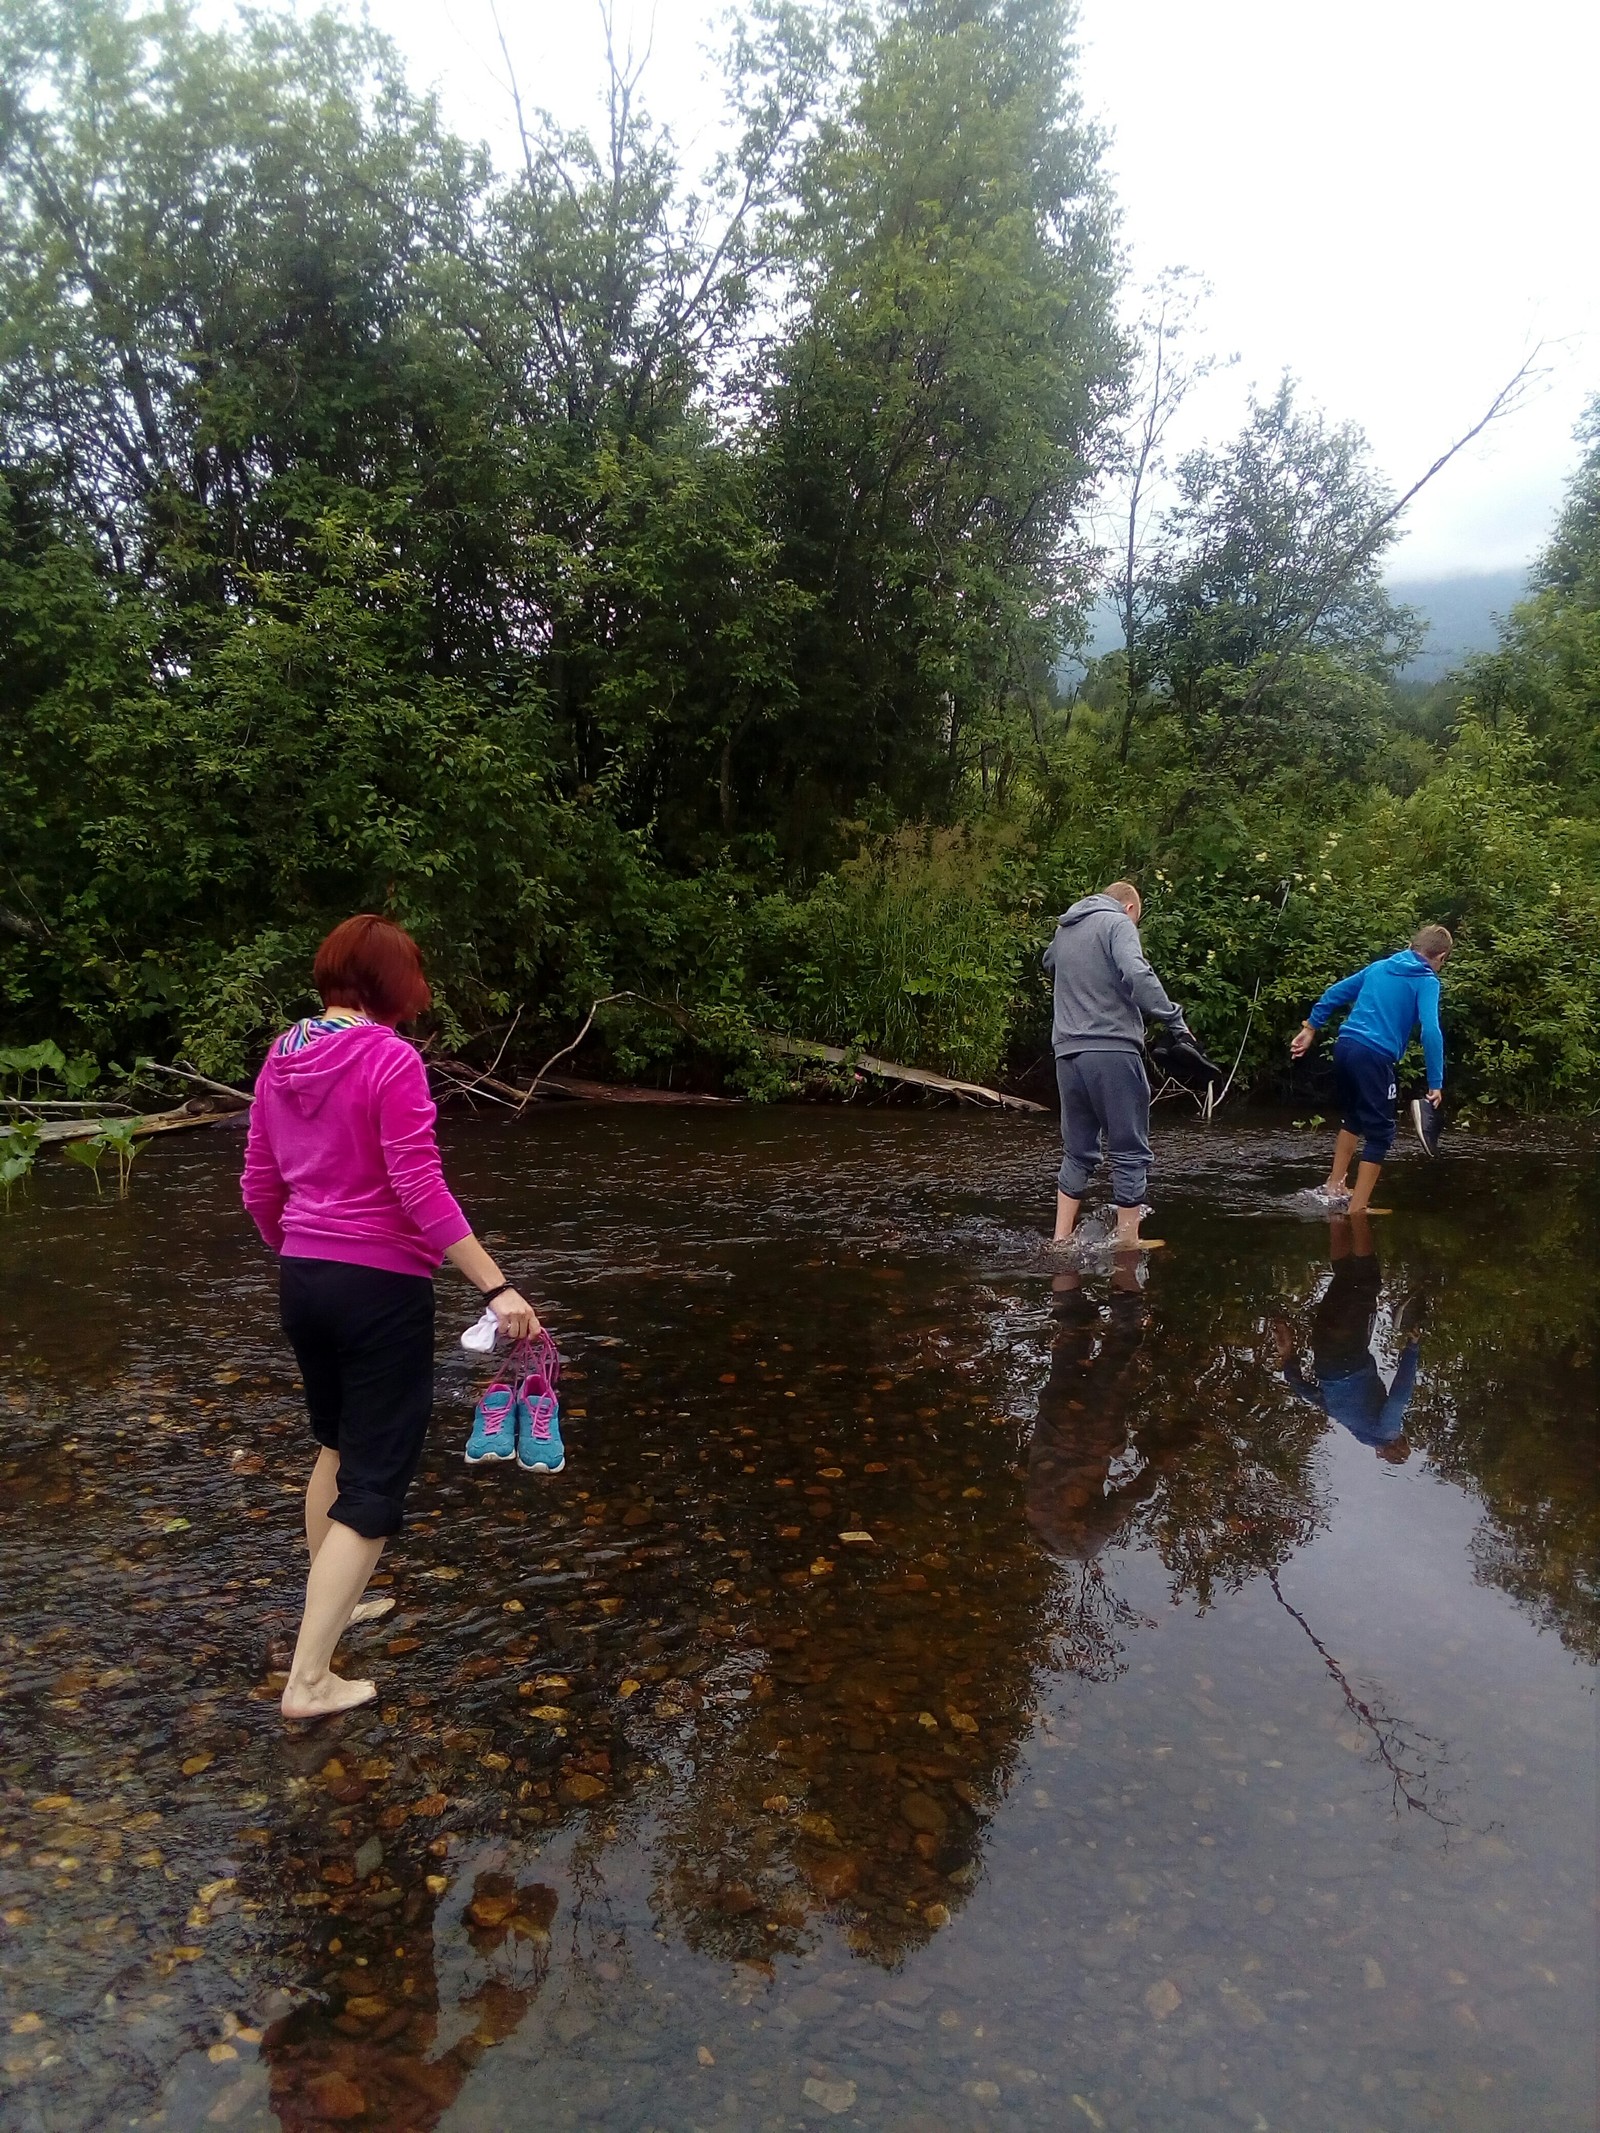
466,1330,564,1474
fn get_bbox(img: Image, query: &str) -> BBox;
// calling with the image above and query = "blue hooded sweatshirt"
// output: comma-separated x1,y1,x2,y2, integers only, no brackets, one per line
1283,1343,1418,1447
1308,949,1445,1088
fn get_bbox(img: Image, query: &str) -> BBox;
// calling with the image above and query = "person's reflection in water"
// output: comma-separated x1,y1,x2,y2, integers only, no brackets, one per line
1273,1211,1420,1464
261,1865,555,2131
1027,1254,1155,1562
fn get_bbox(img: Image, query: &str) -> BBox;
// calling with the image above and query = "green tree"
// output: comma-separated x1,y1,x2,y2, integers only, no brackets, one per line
0,0,489,603
1140,379,1422,776
1464,394,1600,808
758,0,1124,844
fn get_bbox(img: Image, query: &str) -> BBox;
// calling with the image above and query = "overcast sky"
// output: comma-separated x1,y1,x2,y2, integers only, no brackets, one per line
328,0,1596,580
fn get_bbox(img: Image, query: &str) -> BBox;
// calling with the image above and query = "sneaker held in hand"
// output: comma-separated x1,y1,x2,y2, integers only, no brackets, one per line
466,1381,518,1463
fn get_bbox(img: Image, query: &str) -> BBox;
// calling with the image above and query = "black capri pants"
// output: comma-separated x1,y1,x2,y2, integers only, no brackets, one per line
279,1258,435,1538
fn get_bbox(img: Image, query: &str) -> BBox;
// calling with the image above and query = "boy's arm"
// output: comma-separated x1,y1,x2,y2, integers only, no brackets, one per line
1418,974,1445,1091
1381,1341,1420,1437
1291,964,1366,1057
1306,966,1367,1029
1282,1358,1325,1413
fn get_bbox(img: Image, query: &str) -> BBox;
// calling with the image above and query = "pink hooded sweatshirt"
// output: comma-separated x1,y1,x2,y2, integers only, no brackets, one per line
241,1021,471,1279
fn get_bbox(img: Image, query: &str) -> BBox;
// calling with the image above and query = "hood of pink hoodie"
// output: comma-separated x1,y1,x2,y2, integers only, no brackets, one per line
267,1021,401,1117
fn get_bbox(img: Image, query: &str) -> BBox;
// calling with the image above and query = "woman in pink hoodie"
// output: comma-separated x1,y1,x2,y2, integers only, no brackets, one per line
242,915,540,1719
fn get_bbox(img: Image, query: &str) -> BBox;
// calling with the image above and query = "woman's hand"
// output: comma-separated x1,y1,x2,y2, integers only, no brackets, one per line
489,1288,541,1343
444,1236,542,1342
1289,1022,1316,1059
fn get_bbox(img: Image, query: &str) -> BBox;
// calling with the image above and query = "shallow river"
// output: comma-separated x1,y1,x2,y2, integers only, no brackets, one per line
0,1109,1594,2133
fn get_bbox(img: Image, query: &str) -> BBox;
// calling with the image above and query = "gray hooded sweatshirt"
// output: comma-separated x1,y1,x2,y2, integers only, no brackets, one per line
1042,895,1187,1058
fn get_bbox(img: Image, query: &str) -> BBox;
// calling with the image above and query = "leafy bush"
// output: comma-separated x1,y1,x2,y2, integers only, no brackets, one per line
747,829,1041,1084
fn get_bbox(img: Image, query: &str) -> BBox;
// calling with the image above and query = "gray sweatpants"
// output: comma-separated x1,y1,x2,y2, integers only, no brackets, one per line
1055,1050,1152,1208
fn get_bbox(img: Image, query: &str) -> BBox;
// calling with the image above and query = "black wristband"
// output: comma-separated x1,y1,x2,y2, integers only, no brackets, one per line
481,1281,514,1304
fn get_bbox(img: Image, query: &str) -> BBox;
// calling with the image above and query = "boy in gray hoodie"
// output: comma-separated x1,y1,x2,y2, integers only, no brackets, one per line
1042,882,1191,1248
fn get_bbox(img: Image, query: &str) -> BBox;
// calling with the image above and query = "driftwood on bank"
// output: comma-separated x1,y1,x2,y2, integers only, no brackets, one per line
37,1101,247,1147
437,1000,1044,1114
144,1061,255,1106
755,1031,1047,1113
431,1058,738,1109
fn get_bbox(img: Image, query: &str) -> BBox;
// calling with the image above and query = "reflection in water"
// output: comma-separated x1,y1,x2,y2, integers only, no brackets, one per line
1274,1212,1419,1461
1266,1573,1462,1834
1025,1260,1161,1681
260,1869,534,2132
1027,1260,1154,1564
0,1114,1593,2132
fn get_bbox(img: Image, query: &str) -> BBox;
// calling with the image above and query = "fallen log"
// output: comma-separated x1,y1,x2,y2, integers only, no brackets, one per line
38,1103,246,1146
431,1059,739,1108
538,1072,739,1107
142,1061,253,1106
1,1098,141,1114
436,1023,1042,1113
756,1032,1046,1113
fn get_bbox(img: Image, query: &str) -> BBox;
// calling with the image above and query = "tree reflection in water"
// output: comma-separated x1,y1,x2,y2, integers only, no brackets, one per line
0,1118,1593,2129
1025,1252,1327,1671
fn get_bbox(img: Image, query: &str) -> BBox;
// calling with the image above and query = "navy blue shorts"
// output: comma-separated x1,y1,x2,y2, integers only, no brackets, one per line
1333,1036,1397,1164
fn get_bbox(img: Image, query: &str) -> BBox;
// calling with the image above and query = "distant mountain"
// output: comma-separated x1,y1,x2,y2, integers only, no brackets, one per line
1387,569,1528,683
1059,568,1529,691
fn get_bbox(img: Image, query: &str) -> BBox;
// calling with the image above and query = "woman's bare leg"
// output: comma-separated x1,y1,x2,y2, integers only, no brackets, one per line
302,1448,393,1623
282,1524,386,1719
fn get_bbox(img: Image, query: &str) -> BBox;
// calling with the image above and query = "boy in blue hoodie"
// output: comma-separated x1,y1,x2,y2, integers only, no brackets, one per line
1289,924,1452,1213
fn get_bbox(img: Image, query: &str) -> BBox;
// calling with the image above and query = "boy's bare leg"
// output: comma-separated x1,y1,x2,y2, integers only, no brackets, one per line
1053,1191,1081,1243
1324,1130,1359,1195
1346,1161,1383,1216
1113,1203,1145,1248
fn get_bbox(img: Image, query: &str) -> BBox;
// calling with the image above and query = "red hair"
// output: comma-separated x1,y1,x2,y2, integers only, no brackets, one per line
313,915,431,1026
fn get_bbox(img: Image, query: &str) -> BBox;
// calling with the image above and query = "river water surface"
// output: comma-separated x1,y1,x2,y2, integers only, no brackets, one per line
0,1110,1594,2133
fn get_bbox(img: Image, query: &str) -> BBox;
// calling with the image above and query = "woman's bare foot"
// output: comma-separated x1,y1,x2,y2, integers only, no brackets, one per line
281,1673,377,1721
348,1595,395,1625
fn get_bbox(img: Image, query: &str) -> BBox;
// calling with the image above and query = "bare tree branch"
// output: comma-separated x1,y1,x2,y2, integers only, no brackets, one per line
1239,348,1545,711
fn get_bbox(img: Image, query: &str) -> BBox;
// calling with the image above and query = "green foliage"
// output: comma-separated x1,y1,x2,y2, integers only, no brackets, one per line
0,1040,64,1093
0,1120,40,1200
60,1135,106,1192
57,1115,139,1193
1463,396,1600,808
750,828,1040,1083
0,0,1592,1112
1135,379,1422,776
92,1115,141,1189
